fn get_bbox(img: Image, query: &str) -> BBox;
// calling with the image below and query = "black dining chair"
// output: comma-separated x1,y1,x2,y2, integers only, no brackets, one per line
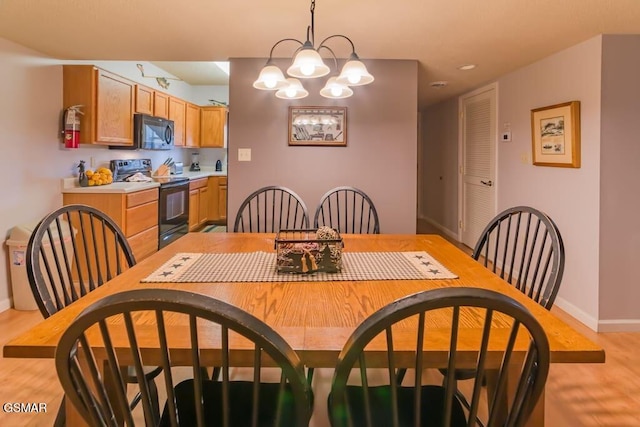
26,204,162,426
233,186,310,232
328,287,550,427
425,206,565,422
472,206,565,309
313,186,380,234
55,288,314,427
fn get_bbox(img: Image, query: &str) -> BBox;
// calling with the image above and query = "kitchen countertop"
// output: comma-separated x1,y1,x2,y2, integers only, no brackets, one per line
61,167,227,194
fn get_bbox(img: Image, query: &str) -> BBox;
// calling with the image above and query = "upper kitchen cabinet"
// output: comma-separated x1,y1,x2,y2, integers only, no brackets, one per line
154,92,169,118
135,85,169,118
200,106,227,148
185,103,200,148
63,65,135,146
169,97,186,147
135,84,154,115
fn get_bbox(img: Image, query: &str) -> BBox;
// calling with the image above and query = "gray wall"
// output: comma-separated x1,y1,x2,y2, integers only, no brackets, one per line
421,35,640,330
599,35,640,323
420,36,606,329
227,58,418,233
497,36,603,327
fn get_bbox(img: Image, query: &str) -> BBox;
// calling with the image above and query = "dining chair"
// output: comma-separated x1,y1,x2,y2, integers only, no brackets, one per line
26,204,162,425
472,206,565,309
55,288,313,427
313,186,380,234
328,287,550,427
233,186,310,232
427,206,564,423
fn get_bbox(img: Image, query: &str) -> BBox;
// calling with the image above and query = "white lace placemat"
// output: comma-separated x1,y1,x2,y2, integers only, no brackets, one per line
141,251,458,283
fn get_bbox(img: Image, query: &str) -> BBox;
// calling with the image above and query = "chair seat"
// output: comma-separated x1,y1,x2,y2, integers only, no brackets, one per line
329,385,466,427
160,379,313,427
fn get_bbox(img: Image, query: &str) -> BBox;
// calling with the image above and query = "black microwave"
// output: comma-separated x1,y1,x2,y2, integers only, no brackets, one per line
110,114,174,150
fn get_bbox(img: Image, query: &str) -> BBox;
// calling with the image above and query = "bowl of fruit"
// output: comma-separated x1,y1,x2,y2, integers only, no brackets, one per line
85,167,113,186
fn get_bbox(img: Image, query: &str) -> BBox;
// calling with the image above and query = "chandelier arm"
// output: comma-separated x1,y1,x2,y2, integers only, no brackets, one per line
316,45,339,73
268,38,304,60
317,34,357,56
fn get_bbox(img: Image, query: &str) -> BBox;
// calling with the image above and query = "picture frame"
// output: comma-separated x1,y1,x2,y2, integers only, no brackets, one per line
288,107,347,146
531,101,581,168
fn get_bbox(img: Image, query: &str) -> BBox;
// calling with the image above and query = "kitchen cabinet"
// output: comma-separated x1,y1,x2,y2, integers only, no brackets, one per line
218,177,227,221
207,176,227,223
154,92,169,118
62,188,159,261
200,106,227,148
169,97,186,147
63,65,135,146
188,178,209,230
135,84,154,115
185,103,201,148
134,85,169,119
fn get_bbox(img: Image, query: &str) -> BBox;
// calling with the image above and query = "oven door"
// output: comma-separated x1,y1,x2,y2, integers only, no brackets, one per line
158,181,189,249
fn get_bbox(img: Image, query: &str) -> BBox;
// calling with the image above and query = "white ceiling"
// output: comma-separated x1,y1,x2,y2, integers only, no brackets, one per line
1,0,640,108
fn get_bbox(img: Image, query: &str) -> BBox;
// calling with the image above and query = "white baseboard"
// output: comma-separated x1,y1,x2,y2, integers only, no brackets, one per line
555,296,640,332
0,297,12,313
553,296,599,331
597,319,640,332
419,215,459,241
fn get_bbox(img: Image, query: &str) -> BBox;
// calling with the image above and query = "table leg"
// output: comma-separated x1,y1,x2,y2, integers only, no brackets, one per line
484,364,546,427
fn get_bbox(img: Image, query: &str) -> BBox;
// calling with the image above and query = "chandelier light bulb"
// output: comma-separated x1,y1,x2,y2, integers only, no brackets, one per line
287,47,330,78
275,78,309,99
300,63,315,76
320,77,354,99
336,58,374,87
253,65,288,90
347,73,361,85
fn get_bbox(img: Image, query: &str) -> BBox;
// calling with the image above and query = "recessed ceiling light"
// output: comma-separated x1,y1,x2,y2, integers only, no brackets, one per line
429,81,448,88
458,64,476,71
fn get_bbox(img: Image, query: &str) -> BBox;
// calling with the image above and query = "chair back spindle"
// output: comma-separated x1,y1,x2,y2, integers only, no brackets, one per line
314,186,380,234
234,186,309,233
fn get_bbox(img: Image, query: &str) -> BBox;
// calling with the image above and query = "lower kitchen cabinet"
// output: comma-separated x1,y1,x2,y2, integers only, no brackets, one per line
207,176,227,223
189,178,209,231
62,188,159,261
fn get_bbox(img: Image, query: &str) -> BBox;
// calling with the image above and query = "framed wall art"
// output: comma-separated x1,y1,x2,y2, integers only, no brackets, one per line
531,101,581,168
288,107,347,146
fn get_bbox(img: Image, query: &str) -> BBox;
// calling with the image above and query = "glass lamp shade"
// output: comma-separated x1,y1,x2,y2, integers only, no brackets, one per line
253,65,288,90
319,77,354,99
287,48,330,78
336,59,374,86
275,78,309,99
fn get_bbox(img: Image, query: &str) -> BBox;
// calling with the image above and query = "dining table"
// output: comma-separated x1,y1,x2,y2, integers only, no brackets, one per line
3,232,605,426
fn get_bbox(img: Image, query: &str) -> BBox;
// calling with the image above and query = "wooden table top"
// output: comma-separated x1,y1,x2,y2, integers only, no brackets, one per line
3,233,605,368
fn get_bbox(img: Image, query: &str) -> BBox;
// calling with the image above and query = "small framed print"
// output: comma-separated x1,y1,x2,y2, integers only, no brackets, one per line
531,101,581,168
288,107,347,146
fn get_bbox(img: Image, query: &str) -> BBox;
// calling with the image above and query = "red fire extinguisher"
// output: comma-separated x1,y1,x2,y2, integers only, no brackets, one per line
62,105,83,149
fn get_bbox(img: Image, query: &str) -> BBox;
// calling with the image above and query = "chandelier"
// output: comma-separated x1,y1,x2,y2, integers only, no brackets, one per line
252,0,374,100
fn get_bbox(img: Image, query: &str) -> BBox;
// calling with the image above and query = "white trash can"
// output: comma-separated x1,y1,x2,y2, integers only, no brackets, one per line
5,220,76,311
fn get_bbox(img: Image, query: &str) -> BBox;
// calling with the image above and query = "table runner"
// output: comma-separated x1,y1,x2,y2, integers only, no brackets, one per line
141,251,458,283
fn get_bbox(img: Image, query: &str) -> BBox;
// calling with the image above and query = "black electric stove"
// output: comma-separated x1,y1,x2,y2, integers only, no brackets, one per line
110,158,190,249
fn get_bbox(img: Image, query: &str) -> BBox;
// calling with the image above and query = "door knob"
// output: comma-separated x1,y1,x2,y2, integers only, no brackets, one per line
481,180,493,186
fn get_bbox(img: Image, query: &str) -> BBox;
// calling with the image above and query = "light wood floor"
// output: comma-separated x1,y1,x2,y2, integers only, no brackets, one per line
1,225,639,426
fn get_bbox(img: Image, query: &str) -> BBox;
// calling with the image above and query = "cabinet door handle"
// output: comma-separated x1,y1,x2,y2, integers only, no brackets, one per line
481,180,493,187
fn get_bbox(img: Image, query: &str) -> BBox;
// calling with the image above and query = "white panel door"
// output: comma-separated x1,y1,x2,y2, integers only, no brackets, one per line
459,85,496,249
